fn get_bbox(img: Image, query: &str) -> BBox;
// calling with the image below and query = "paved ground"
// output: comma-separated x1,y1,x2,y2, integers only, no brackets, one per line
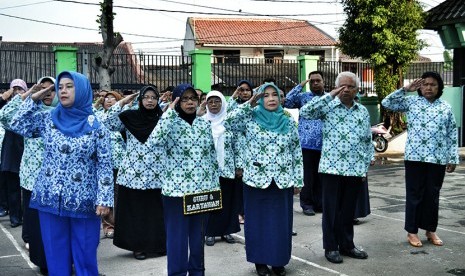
1,159,464,276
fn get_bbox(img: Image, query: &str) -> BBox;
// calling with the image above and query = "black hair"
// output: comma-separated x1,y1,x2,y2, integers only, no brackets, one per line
308,70,324,79
165,86,175,92
263,77,276,84
417,71,444,99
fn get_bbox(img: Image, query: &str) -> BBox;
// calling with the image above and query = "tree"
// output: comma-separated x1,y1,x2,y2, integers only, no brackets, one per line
338,0,424,133
94,0,123,91
443,50,453,71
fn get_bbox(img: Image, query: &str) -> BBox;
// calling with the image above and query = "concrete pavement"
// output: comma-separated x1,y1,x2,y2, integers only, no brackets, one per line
1,160,465,276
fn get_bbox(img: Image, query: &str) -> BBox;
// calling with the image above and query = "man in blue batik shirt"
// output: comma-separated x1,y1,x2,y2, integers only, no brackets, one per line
285,71,326,216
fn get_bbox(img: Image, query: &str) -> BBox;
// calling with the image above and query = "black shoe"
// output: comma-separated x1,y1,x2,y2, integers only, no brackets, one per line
340,247,368,259
292,230,297,236
303,207,315,216
133,252,146,260
10,220,22,228
271,266,286,276
205,236,215,246
0,209,8,217
221,234,235,244
255,264,271,276
325,250,343,263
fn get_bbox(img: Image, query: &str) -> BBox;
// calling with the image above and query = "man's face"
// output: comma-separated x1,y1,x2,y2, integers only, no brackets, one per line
309,73,324,94
337,76,357,105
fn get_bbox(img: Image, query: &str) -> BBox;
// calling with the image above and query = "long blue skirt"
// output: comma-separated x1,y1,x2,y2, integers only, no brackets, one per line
243,182,293,267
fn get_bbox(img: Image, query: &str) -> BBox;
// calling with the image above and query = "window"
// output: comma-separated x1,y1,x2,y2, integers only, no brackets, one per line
264,49,283,64
213,50,240,64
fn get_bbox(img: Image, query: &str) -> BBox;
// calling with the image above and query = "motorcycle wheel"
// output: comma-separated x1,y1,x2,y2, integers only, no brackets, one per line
373,136,388,153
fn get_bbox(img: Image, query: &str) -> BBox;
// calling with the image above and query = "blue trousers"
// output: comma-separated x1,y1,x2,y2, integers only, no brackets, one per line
39,211,100,276
163,196,207,276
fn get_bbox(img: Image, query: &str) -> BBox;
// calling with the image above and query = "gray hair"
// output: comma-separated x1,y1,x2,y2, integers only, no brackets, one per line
335,71,360,89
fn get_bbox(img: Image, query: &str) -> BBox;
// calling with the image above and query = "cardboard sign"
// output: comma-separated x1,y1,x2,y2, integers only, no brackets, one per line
183,190,222,215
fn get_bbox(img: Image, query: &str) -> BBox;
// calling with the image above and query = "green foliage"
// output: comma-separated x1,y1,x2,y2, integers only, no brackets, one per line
443,50,453,70
339,0,425,129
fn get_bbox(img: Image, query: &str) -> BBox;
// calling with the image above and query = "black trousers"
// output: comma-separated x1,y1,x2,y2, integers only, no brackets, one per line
404,161,446,234
0,171,22,223
299,149,322,211
321,173,363,251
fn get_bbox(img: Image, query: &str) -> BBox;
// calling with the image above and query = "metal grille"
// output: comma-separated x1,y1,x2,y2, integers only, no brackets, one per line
211,57,299,96
0,50,55,89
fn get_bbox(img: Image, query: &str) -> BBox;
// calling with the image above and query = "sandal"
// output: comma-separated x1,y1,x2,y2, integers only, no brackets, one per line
426,231,443,246
407,233,423,247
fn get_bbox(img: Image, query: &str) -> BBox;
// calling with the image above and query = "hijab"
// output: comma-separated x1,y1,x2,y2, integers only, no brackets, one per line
236,80,254,104
205,90,227,168
51,71,100,137
252,82,290,134
118,86,163,143
37,76,58,111
172,83,197,125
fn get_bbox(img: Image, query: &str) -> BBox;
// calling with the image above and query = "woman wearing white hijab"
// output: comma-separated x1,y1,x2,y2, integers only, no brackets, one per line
204,91,241,246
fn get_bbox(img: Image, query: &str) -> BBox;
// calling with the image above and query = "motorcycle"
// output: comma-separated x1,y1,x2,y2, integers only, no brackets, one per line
371,124,389,153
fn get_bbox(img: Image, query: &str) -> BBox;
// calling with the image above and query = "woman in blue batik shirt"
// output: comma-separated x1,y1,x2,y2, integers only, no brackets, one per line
382,71,459,248
10,71,113,276
148,83,219,276
225,82,303,276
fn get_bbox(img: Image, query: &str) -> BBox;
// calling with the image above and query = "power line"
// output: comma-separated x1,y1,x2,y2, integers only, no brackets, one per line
0,0,54,10
0,12,341,43
52,0,344,17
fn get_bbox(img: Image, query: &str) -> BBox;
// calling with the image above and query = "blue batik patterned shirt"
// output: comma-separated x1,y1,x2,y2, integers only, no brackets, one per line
285,84,326,150
382,88,459,165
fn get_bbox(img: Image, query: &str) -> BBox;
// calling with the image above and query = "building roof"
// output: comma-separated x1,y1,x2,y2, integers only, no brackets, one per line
425,0,465,29
0,41,135,54
188,17,336,47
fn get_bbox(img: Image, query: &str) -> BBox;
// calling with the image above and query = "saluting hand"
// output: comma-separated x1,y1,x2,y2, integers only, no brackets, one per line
197,100,207,116
119,93,138,107
31,84,54,103
169,97,180,110
329,86,345,98
404,78,424,92
1,88,15,101
20,84,40,101
248,92,264,108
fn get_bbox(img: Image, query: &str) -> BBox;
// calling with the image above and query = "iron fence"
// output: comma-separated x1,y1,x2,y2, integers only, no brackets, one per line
0,50,55,89
211,57,299,96
318,61,452,96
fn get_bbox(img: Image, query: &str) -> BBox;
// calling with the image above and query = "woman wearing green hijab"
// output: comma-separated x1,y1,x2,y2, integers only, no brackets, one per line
224,82,303,276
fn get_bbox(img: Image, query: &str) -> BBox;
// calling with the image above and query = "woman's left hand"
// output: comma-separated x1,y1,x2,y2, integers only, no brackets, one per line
96,206,110,216
197,100,207,116
446,163,456,173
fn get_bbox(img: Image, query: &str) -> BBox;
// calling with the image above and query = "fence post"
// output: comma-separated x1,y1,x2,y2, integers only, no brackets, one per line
189,49,212,92
54,46,78,73
297,55,319,91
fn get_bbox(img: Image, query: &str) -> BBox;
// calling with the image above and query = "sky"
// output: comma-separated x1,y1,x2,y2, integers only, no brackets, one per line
0,0,448,61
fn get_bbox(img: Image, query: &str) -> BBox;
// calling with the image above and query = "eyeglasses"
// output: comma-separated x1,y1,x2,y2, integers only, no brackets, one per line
142,96,158,101
180,96,198,103
104,97,116,101
207,99,222,105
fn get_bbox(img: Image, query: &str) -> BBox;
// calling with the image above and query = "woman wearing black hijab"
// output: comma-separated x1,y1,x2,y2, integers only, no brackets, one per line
103,86,166,260
148,83,220,276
